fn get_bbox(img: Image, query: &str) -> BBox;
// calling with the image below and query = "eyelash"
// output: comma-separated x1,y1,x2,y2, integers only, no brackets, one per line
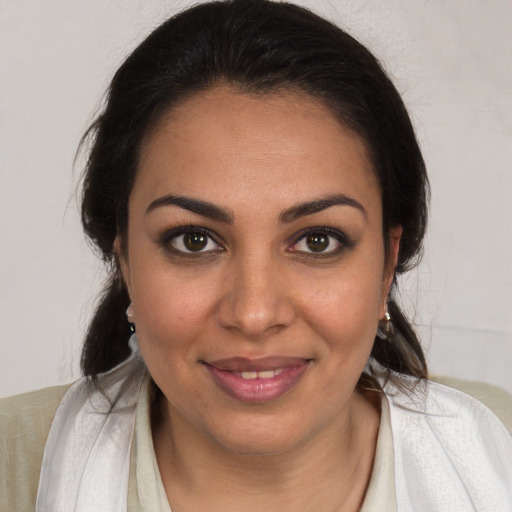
157,225,354,260
158,226,224,258
288,226,354,259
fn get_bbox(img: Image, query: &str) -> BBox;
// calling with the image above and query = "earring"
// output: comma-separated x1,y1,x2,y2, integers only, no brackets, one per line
126,303,136,333
377,299,394,340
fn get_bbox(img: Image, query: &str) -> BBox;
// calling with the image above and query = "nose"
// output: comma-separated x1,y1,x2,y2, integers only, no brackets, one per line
217,251,296,339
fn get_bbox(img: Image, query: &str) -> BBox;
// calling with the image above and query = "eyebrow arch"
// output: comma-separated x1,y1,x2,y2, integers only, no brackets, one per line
146,194,234,224
279,194,366,223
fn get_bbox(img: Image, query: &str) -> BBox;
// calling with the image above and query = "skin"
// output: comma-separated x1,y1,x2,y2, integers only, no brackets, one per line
117,86,401,511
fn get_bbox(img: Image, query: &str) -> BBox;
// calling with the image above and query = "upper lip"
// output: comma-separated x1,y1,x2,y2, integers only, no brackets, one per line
205,356,309,372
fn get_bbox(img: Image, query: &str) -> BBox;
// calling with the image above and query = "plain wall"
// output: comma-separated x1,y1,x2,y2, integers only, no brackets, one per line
1,0,511,398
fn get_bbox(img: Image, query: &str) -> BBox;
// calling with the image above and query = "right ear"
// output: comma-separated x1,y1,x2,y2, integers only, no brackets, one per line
114,236,132,298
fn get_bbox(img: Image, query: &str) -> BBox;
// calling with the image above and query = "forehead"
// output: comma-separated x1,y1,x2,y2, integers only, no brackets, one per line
135,86,380,215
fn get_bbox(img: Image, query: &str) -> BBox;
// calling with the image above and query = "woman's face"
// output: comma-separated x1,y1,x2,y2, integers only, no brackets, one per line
119,87,399,455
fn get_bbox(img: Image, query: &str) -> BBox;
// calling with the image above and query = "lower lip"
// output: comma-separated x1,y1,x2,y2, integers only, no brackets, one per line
205,363,310,404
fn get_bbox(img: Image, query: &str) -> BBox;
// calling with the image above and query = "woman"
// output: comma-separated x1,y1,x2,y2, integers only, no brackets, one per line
1,1,511,510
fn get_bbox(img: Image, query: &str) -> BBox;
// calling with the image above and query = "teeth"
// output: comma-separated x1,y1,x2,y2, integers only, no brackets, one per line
240,369,283,380
257,370,275,379
241,371,258,379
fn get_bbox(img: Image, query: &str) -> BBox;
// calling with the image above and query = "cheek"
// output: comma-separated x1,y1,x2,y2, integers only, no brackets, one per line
140,288,214,338
130,272,219,399
128,257,222,355
296,266,383,354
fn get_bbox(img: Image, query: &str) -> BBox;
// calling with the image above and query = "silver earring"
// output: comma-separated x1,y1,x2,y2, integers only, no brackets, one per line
377,299,394,340
126,303,136,332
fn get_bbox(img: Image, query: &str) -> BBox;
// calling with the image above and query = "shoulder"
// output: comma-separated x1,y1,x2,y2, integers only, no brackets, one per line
384,376,512,509
0,384,69,439
0,385,70,511
0,383,69,417
430,375,512,434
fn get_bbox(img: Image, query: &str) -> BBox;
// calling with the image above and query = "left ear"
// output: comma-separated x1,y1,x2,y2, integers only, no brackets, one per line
382,225,403,299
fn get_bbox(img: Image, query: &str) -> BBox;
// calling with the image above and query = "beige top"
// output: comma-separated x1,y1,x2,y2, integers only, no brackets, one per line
1,377,511,512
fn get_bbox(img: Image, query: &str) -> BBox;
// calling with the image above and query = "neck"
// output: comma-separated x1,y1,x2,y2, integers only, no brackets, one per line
152,388,380,512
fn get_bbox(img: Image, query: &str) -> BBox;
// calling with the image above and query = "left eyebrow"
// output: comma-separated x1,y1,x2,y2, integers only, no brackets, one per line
145,194,234,224
279,194,366,223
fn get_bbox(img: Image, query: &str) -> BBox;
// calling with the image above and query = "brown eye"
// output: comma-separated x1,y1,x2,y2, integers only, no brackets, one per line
183,232,208,251
306,234,329,252
290,228,348,257
169,230,220,254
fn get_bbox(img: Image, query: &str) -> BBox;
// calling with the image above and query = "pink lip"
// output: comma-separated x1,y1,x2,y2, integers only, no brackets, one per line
204,356,311,404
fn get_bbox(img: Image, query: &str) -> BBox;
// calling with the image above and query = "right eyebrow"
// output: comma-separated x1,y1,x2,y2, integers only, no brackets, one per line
279,193,366,223
145,194,234,224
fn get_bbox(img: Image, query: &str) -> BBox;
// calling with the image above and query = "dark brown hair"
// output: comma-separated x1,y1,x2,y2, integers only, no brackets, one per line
80,0,428,384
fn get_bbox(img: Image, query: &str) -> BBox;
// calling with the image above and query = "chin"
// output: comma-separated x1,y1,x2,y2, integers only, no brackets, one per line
202,410,320,457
